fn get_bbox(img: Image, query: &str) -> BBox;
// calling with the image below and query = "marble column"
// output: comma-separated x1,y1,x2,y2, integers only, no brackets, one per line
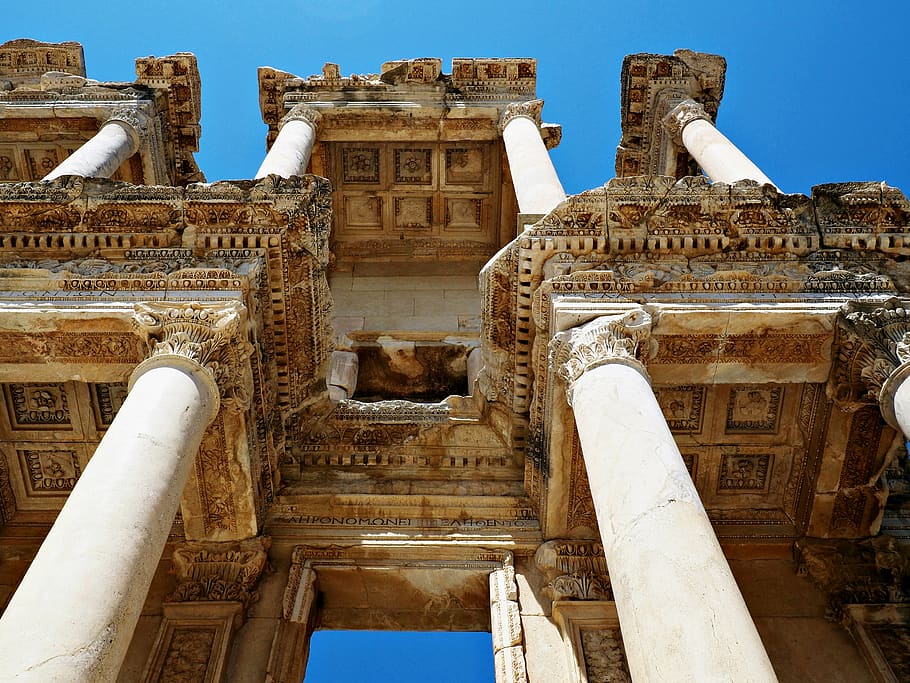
662,99,777,189
499,100,566,216
0,302,246,682
255,105,321,179
550,311,777,682
43,107,149,181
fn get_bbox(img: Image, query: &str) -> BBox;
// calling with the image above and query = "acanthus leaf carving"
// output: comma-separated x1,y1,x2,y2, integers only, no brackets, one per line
169,536,271,612
499,99,544,133
549,309,652,404
830,300,910,418
133,301,253,411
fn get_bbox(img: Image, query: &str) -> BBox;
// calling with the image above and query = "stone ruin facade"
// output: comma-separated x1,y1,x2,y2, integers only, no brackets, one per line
0,39,908,681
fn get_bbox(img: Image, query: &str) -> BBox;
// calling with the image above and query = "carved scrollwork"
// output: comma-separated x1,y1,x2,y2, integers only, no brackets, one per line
830,300,910,422
498,99,544,133
536,540,612,601
281,104,322,130
133,301,253,411
661,98,712,147
549,309,652,404
106,106,151,149
170,536,271,611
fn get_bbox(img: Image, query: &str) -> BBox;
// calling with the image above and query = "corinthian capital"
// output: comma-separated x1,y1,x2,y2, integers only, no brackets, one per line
499,99,544,133
549,309,652,404
830,300,910,424
132,301,253,411
106,106,151,149
281,104,322,130
662,99,712,146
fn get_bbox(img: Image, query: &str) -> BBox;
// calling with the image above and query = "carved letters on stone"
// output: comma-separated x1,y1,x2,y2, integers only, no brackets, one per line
549,310,652,402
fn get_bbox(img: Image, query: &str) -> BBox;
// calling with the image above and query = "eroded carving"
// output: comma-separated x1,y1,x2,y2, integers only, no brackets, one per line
133,302,253,409
170,537,271,611
550,310,652,399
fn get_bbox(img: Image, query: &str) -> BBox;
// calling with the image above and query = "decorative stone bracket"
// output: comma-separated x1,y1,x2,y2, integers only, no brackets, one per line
535,540,612,602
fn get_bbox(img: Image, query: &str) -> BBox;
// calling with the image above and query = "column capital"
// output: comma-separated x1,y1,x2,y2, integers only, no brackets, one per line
105,106,151,151
170,537,271,613
131,301,253,414
832,300,910,426
280,104,322,131
499,99,543,134
661,99,712,146
549,309,652,404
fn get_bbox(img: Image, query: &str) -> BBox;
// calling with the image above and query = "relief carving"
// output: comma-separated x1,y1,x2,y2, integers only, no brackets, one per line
133,301,253,410
661,98,712,146
796,536,908,618
170,536,270,611
498,99,543,132
581,628,631,683
536,540,612,601
831,301,910,415
549,310,652,402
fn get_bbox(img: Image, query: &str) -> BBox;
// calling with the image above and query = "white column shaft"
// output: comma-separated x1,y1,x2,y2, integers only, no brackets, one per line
502,116,566,215
571,362,777,682
0,363,217,682
255,119,317,179
680,117,776,188
890,376,910,439
43,121,138,181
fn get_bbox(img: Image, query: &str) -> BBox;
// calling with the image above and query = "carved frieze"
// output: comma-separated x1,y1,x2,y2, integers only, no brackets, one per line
796,536,908,617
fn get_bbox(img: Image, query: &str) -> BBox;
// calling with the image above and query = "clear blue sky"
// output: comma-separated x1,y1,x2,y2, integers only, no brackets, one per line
4,2,909,681
4,1,909,196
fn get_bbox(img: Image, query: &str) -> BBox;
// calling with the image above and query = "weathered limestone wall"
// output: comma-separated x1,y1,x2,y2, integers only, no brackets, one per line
731,559,874,683
330,261,482,339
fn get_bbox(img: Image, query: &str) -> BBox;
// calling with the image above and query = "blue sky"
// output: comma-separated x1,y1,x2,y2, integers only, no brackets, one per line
4,2,909,681
4,1,909,196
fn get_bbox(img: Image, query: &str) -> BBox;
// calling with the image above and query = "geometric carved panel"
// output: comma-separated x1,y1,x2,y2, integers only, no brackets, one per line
5,383,70,429
394,148,432,185
445,147,486,186
656,385,705,432
24,148,59,179
394,196,432,230
90,383,127,430
3,383,78,438
18,448,81,494
0,147,20,181
342,147,380,184
344,196,384,231
445,197,483,233
725,385,783,433
717,451,772,493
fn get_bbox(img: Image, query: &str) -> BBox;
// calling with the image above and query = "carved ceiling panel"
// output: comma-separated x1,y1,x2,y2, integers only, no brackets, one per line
331,141,499,261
